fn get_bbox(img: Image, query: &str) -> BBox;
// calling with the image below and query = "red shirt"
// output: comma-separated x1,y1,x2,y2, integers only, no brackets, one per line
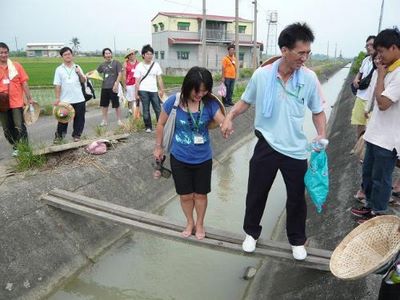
0,61,29,108
125,60,138,86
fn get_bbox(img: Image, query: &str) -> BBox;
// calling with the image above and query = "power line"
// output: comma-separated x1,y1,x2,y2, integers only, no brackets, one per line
163,0,198,9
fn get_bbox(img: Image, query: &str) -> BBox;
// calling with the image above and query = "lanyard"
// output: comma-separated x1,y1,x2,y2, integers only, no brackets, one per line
187,101,204,132
277,78,302,98
63,64,75,79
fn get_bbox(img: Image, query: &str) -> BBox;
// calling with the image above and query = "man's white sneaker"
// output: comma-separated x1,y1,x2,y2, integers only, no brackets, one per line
145,128,152,133
100,120,108,127
291,245,307,260
242,234,257,253
117,120,124,126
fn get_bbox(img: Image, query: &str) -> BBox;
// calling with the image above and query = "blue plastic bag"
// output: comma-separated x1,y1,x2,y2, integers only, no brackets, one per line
304,150,329,213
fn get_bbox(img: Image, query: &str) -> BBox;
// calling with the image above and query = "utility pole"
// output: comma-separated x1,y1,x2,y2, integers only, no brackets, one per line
235,0,239,78
334,43,337,62
14,36,19,52
378,0,385,33
202,0,207,68
327,41,329,59
252,0,258,69
113,36,116,54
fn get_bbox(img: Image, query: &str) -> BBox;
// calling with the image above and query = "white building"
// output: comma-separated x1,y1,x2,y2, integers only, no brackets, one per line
151,12,262,75
26,43,64,57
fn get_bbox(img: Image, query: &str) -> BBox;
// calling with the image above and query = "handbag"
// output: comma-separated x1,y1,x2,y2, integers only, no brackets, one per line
304,149,329,213
81,79,95,102
162,93,180,153
358,67,375,90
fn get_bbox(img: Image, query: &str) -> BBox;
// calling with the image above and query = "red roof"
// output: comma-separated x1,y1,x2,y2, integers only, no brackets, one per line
152,12,252,23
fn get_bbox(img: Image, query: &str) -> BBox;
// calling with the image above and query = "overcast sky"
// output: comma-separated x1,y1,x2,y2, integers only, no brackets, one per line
3,0,399,57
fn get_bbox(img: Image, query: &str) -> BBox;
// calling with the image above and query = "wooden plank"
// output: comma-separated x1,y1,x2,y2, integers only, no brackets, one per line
33,133,130,156
46,188,332,260
42,195,330,271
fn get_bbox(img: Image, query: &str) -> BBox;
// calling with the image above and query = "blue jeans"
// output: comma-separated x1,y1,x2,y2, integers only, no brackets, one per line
362,142,397,213
223,78,235,104
139,91,161,130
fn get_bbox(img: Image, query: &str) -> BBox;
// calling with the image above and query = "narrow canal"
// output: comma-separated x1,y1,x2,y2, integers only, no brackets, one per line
49,65,350,300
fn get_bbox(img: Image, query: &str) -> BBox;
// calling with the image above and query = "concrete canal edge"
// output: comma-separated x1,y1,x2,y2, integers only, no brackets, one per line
245,68,383,299
0,63,347,300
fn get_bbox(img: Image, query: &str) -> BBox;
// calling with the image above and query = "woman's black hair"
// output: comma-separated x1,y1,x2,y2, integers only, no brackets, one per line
102,47,112,56
180,66,213,106
59,47,73,56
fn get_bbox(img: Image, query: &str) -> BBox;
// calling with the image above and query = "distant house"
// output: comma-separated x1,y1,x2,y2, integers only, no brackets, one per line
26,43,64,57
151,12,262,75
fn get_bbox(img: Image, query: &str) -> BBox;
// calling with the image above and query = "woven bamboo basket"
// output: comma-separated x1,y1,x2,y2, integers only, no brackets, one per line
330,215,400,280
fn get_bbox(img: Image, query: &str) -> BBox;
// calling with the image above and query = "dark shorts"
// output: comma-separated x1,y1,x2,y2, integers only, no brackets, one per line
100,88,119,108
170,154,212,195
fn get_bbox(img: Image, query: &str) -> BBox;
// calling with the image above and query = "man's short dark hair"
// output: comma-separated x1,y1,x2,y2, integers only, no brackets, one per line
141,44,154,56
278,22,314,49
0,42,9,52
374,29,400,49
227,44,235,50
366,35,376,43
60,47,73,56
102,48,112,56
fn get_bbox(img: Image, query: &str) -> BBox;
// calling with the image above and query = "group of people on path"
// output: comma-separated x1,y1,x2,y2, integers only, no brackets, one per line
350,30,400,225
348,30,400,299
0,42,167,152
2,21,400,290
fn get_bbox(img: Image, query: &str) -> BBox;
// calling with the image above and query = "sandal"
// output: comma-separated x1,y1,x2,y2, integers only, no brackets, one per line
392,191,400,198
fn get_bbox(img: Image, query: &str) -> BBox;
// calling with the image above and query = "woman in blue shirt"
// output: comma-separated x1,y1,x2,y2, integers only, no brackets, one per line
154,67,225,240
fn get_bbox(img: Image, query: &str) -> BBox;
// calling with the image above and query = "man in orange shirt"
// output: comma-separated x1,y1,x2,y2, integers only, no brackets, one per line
0,42,34,157
221,44,237,107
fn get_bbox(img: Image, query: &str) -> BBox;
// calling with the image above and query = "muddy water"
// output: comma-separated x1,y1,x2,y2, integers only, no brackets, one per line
49,65,350,300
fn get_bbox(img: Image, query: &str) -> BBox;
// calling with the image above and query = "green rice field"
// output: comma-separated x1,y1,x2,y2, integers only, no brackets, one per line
11,56,185,87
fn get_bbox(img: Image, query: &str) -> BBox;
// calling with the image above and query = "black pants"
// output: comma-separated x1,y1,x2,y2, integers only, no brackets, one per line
0,107,28,148
243,131,308,245
55,101,86,139
378,279,400,300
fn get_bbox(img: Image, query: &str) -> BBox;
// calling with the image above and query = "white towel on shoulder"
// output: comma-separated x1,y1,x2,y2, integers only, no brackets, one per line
7,59,18,80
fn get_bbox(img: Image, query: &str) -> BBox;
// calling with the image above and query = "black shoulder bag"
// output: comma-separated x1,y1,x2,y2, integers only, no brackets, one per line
139,62,155,84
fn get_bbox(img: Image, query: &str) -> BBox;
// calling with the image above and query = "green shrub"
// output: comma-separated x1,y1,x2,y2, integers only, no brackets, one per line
239,68,254,78
213,72,222,82
351,51,366,74
15,141,47,172
232,84,246,103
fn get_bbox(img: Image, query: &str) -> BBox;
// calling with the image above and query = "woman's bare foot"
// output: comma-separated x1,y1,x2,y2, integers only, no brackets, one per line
181,223,194,238
195,225,206,240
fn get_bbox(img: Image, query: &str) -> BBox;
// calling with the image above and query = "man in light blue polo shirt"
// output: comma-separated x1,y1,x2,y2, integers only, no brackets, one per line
221,23,327,260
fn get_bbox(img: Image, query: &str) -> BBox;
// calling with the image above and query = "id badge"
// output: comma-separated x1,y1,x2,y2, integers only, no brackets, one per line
2,79,10,85
193,133,205,145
